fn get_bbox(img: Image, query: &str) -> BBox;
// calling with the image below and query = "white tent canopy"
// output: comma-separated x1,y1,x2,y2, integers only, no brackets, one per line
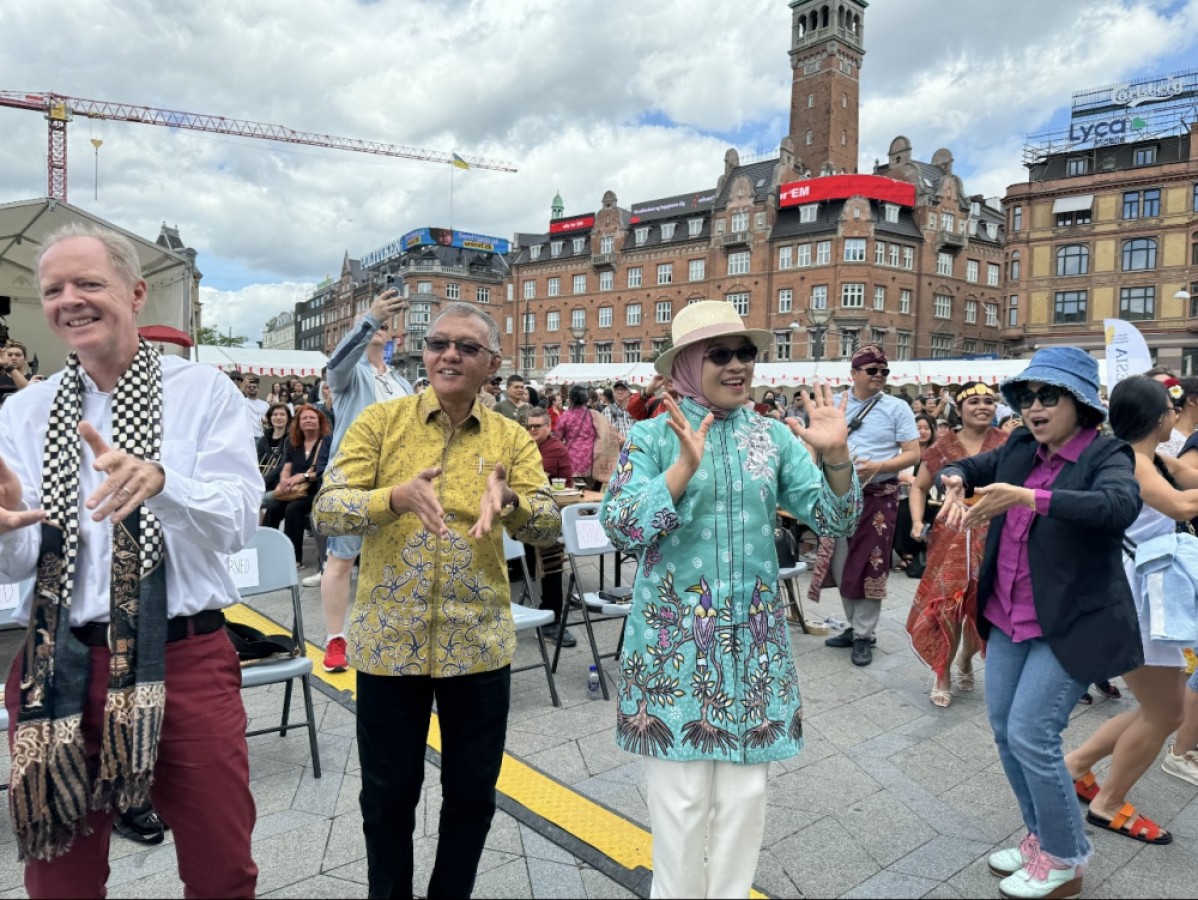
192,346,328,378
0,198,194,374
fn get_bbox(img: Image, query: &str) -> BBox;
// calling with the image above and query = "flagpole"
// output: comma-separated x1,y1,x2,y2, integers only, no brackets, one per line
450,163,454,230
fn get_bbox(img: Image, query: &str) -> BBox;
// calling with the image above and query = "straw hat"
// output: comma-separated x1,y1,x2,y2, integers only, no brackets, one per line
654,301,775,375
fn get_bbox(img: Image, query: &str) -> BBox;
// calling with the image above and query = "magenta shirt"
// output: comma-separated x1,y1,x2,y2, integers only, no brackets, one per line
984,428,1099,641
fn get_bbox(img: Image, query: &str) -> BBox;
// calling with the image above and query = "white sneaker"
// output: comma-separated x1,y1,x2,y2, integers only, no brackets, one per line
1161,743,1198,787
988,833,1039,877
998,850,1081,900
301,571,323,587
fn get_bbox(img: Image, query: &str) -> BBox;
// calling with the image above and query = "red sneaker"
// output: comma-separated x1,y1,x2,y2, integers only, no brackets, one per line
322,636,348,673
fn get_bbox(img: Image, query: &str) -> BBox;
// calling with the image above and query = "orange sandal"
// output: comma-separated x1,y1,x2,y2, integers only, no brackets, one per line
1073,771,1100,805
1086,802,1172,845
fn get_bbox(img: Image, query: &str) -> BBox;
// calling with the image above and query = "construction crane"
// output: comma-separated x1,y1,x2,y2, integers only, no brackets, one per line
0,90,518,202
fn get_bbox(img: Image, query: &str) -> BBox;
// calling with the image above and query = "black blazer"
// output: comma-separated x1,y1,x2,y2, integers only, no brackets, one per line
942,429,1143,684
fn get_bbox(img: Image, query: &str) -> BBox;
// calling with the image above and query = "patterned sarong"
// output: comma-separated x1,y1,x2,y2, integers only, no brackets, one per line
808,481,900,602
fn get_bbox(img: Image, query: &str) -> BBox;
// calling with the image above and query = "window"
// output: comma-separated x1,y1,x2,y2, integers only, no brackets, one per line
985,303,998,327
548,277,560,297
476,286,490,304
651,338,668,357
775,331,792,361
816,241,831,265
1123,191,1140,219
1012,206,1023,232
547,311,560,332
1193,183,1198,213
1009,252,1021,282
884,204,899,223
844,238,866,262
896,332,912,360
902,247,913,270
626,303,641,326
596,342,613,364
523,312,535,334
1120,286,1155,321
523,281,535,300
965,300,978,323
657,263,674,285
755,212,766,228
805,130,813,146
727,292,749,316
635,227,649,245
966,260,979,283
779,246,793,269
934,294,952,319
963,339,977,354
936,253,952,276
544,345,560,368
1008,295,1019,328
656,301,672,323
873,286,885,311
599,270,614,291
570,340,585,364
731,211,749,233
807,93,814,108
1066,157,1089,176
598,306,612,328
931,335,953,358
799,204,818,223
1122,238,1157,272
551,241,562,257
940,213,955,232
572,237,585,254
505,316,513,334
1134,146,1158,166
661,223,676,241
900,289,911,315
839,329,860,359
1053,291,1087,323
628,267,642,288
1056,209,1092,227
689,259,705,281
571,309,586,330
416,280,432,295
728,252,750,276
984,263,999,287
715,219,725,234
688,218,703,237
1057,244,1090,276
521,346,535,371
573,274,587,294
778,289,793,313
841,283,865,308
887,244,899,267
875,241,886,264
530,245,541,260
811,285,828,310
797,243,812,267
623,341,642,363
600,235,614,254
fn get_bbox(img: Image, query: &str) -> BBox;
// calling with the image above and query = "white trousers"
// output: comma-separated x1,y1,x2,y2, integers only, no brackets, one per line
642,756,769,899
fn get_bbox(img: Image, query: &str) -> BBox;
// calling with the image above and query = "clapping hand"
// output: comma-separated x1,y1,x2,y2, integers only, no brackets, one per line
391,467,449,539
660,395,713,473
0,455,44,535
470,463,516,539
940,475,968,530
80,422,166,524
786,383,849,455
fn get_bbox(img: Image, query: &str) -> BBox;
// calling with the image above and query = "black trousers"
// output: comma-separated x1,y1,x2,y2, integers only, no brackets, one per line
357,667,511,900
263,494,314,564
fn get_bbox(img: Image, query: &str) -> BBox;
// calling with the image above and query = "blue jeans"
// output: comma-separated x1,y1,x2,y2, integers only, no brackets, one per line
985,628,1091,864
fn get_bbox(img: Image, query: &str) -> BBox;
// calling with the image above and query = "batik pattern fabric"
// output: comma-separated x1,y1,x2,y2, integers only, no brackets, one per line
905,428,1009,678
313,389,562,678
600,398,861,764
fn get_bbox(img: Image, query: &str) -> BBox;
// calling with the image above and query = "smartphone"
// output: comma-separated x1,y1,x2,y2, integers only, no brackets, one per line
385,273,406,296
919,523,931,540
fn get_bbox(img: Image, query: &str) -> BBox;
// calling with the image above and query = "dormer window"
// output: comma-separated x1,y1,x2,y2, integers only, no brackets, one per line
530,245,541,260
884,204,899,223
986,222,998,240
799,204,818,223
635,227,649,245
551,241,563,257
688,218,703,237
572,237,585,253
661,222,676,241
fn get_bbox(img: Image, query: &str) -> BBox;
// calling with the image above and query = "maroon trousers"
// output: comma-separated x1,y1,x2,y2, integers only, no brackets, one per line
5,628,258,899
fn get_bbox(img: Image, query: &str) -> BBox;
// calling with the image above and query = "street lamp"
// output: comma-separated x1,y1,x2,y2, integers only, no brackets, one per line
569,324,587,364
790,305,834,361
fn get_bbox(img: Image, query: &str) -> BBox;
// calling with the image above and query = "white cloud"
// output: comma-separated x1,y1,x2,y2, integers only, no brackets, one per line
199,282,315,346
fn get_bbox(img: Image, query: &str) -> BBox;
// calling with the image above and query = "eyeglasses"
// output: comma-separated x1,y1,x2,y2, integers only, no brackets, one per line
377,323,389,331
703,344,758,366
526,422,549,431
1014,385,1064,409
858,366,890,377
424,336,493,357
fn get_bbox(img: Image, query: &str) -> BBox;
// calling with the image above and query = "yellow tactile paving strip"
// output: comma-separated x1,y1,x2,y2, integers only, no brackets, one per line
226,601,766,898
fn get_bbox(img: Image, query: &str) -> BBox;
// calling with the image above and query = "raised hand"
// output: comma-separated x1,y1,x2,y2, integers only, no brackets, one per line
0,455,45,534
470,463,517,539
787,383,850,455
660,395,713,473
80,422,166,524
940,474,968,530
368,287,407,324
960,482,1035,530
390,466,449,539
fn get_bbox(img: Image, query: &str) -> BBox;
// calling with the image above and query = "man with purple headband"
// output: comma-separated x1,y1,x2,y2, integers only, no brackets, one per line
809,345,920,666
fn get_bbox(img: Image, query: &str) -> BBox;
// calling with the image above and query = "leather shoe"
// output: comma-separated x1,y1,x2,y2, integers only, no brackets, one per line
558,627,578,649
851,637,874,667
114,803,167,845
824,629,854,648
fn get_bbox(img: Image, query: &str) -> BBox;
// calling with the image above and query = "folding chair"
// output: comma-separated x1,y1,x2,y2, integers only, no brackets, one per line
555,503,632,700
503,530,537,608
235,527,322,778
503,531,561,706
777,562,810,633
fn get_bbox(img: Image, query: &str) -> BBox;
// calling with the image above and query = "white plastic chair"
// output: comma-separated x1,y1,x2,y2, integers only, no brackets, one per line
503,529,537,608
777,562,810,632
236,527,322,778
503,531,560,706
556,503,632,700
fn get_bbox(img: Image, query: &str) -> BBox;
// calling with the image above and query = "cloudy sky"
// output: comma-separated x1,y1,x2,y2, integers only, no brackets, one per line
2,0,1196,345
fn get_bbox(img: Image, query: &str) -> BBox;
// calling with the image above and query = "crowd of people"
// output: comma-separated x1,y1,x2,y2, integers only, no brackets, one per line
0,224,1194,900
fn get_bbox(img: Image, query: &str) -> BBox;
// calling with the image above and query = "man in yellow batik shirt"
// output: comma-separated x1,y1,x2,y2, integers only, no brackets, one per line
313,302,561,900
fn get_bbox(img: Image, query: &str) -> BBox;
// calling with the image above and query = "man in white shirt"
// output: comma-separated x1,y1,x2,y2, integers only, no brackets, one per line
241,373,270,439
0,224,261,896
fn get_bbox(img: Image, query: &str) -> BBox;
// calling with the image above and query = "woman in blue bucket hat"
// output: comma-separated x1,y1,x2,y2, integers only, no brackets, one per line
936,346,1143,900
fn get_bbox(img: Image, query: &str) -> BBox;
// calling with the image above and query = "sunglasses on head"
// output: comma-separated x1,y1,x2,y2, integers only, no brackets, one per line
703,344,758,366
1014,385,1064,409
424,336,492,357
858,366,890,377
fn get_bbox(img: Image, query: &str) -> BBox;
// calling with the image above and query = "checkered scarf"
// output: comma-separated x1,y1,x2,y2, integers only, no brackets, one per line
10,339,168,862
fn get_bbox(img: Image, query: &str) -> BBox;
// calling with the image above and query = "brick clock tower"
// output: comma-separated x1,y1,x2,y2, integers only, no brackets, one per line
788,0,866,175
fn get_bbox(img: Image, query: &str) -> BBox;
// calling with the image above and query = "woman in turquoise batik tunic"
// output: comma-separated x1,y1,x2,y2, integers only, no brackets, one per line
598,300,861,900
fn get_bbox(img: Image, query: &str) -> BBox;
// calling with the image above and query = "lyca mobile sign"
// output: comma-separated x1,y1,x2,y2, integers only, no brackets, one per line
1068,114,1146,146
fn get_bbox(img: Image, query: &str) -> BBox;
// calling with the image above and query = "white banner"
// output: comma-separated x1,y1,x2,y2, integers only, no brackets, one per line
1103,319,1153,388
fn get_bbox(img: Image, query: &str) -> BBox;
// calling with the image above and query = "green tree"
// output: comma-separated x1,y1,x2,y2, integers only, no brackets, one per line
196,325,249,347
648,333,673,363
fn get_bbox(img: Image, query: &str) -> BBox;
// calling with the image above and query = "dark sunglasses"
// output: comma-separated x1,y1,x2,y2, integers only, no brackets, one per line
703,344,758,366
1014,385,1064,409
526,422,549,430
424,336,492,357
859,366,890,377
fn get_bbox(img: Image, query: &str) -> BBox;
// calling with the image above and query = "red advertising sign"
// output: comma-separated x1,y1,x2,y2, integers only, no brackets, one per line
549,215,596,234
778,174,916,208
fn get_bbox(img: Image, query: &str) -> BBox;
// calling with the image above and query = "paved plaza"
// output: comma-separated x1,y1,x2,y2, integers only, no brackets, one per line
0,547,1194,898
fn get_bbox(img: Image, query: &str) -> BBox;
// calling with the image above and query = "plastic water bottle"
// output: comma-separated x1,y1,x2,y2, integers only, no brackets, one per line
586,665,601,700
